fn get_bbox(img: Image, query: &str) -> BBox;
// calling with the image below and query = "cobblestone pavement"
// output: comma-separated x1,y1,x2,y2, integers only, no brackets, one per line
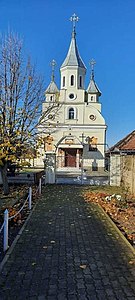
0,185,135,300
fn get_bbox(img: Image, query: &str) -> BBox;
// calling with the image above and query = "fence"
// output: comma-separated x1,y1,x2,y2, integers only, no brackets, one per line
121,155,135,196
0,178,42,253
0,170,44,185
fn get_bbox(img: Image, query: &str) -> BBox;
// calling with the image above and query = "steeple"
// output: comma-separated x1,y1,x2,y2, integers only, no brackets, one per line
60,14,86,70
45,59,59,95
45,60,59,102
60,14,86,93
87,59,101,98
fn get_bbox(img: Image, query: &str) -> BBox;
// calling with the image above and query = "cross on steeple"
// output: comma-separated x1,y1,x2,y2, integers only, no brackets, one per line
50,59,57,81
90,59,96,80
70,13,79,35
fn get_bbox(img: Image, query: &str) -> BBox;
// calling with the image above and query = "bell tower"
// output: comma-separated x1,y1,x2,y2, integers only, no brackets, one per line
87,59,102,111
60,14,86,103
45,59,59,103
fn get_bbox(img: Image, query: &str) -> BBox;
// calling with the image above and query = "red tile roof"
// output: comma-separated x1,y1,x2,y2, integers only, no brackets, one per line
110,130,135,152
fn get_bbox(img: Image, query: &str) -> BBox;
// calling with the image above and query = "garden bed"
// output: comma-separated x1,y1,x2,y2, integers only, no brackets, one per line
83,186,135,247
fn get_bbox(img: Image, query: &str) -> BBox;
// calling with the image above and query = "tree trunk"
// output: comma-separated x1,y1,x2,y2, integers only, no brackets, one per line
0,163,9,195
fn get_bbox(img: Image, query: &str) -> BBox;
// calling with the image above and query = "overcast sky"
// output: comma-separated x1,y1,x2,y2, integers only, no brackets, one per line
1,0,135,146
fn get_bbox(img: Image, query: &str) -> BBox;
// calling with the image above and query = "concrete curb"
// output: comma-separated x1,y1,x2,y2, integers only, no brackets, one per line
97,203,135,255
0,197,41,273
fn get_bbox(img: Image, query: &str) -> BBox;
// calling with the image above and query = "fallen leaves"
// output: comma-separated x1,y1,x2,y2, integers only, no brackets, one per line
83,190,135,246
129,259,135,265
43,246,48,249
80,264,87,269
8,207,22,224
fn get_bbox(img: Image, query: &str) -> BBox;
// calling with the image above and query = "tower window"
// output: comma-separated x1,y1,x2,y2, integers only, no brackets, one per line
50,96,53,101
63,76,65,87
69,108,74,119
71,75,74,86
79,76,82,88
69,93,74,99
91,96,93,101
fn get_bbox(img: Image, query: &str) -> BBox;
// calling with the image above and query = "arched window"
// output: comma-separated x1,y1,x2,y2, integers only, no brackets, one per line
71,75,74,86
63,76,65,87
69,108,74,119
91,96,93,101
79,76,82,88
50,96,53,101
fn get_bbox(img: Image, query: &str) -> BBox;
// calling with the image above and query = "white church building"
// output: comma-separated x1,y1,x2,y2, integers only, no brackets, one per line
36,14,107,173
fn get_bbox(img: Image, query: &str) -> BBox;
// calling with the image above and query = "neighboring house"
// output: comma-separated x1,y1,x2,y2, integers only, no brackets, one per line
108,130,135,195
36,14,107,172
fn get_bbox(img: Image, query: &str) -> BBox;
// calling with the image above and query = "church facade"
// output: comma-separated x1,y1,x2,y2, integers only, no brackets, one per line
37,14,107,172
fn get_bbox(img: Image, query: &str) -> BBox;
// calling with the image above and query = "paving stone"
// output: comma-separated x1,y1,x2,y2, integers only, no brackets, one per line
57,292,67,299
47,296,58,300
67,295,78,300
105,288,116,297
87,293,98,300
0,185,135,299
38,296,46,300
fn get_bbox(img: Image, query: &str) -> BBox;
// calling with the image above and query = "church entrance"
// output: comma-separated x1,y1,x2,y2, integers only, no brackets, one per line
65,149,77,167
56,148,83,169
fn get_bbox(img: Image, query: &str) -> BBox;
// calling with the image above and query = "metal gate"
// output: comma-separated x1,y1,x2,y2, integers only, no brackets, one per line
55,155,110,185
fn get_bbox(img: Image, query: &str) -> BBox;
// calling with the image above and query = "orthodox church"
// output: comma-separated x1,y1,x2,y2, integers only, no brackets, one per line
36,14,107,172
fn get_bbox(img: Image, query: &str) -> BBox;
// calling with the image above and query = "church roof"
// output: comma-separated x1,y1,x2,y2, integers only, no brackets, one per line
61,30,86,70
87,74,101,96
45,80,59,94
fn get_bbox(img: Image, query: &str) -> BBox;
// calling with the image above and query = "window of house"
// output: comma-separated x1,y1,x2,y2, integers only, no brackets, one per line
50,96,53,101
63,76,65,87
80,76,82,88
71,75,74,86
69,107,74,119
91,96,93,101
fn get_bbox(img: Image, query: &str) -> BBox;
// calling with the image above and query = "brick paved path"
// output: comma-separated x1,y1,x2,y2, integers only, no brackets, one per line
0,185,135,300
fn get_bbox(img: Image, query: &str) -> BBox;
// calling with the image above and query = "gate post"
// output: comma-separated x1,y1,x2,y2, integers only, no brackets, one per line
39,178,42,194
29,187,32,210
44,152,56,184
81,155,84,184
4,209,9,252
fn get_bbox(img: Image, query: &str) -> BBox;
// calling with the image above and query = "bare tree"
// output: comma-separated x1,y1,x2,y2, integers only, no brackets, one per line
0,32,59,194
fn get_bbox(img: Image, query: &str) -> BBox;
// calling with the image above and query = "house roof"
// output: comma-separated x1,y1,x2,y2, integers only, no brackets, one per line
110,130,135,152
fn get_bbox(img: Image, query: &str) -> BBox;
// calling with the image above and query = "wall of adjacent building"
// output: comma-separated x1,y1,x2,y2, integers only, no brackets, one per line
110,153,135,196
121,155,135,196
110,154,121,186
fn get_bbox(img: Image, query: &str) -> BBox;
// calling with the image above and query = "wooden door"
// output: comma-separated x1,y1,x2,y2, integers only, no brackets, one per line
65,149,76,167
